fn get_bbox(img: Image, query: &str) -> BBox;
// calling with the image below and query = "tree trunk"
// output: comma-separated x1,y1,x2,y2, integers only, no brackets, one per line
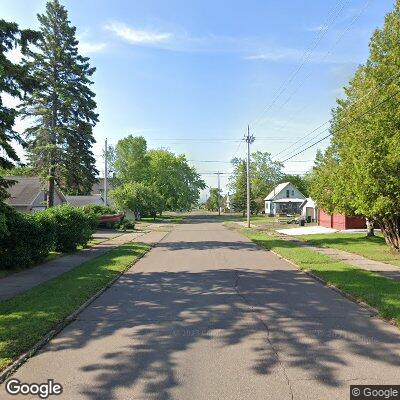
47,165,55,208
366,218,375,237
379,217,400,252
48,63,58,209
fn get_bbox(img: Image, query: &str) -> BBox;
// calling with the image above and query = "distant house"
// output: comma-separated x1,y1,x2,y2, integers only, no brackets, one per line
300,198,318,222
66,194,104,207
67,178,114,207
4,176,67,213
265,182,306,216
318,210,366,230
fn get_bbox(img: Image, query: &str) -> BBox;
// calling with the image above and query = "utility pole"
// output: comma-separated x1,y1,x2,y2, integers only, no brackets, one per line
245,125,255,228
217,171,221,216
104,138,108,206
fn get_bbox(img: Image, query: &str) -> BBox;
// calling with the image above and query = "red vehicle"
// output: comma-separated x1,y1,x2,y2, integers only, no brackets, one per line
99,213,124,224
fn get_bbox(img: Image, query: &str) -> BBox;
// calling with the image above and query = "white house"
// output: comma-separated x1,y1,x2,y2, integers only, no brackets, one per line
264,182,306,216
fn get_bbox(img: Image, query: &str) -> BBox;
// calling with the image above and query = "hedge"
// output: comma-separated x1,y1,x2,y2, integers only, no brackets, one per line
0,204,97,270
45,204,97,252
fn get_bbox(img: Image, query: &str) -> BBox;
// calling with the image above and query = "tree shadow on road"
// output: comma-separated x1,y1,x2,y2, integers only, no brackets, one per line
40,267,400,399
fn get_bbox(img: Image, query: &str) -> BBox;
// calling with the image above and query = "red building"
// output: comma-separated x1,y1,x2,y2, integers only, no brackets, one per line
318,210,366,230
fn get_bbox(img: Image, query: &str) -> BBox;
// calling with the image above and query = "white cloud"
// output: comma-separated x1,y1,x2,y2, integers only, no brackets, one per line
79,41,108,54
104,22,173,45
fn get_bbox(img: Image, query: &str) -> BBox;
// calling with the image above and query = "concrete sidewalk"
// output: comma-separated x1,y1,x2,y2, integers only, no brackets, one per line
280,235,400,281
0,230,158,302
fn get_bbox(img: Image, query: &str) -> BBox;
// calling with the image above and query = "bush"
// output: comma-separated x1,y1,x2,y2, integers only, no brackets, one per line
45,205,97,252
117,219,135,231
0,204,97,270
82,204,116,216
29,211,57,262
0,205,55,269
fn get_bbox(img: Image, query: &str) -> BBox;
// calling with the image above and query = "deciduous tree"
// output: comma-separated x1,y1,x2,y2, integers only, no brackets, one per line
310,1,400,250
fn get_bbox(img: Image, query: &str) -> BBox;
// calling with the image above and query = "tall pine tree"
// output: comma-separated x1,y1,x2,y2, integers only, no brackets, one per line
0,20,37,201
20,0,98,204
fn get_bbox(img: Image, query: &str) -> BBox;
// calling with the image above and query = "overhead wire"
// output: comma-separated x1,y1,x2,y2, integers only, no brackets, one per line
278,88,400,163
251,0,351,127
275,67,400,161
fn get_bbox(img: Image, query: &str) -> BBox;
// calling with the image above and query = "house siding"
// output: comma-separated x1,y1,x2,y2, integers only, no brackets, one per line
265,182,306,216
269,183,305,201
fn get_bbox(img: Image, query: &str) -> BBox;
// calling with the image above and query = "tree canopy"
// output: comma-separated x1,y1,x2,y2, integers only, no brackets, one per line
309,0,400,250
110,136,205,216
0,19,38,201
205,188,221,212
20,0,98,201
229,151,283,214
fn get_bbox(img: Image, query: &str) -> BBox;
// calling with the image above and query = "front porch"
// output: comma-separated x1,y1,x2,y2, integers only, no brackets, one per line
265,199,305,216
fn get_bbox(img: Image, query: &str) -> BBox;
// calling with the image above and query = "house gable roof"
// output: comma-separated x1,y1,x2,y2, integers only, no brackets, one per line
264,181,307,201
4,176,43,206
4,176,67,206
264,182,291,201
66,194,103,206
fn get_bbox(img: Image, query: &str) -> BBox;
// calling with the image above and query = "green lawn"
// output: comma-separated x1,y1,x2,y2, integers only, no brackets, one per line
218,213,312,233
0,241,150,371
297,233,400,268
247,232,400,328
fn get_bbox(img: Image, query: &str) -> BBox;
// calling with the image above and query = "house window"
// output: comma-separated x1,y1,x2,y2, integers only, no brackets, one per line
286,190,290,198
292,190,294,196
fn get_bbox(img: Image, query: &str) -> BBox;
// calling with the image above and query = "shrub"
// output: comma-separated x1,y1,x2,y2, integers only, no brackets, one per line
44,205,97,252
117,219,135,231
29,211,57,262
0,205,55,269
82,204,116,216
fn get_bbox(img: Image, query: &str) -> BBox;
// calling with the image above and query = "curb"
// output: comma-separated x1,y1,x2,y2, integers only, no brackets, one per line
268,249,381,317
0,238,153,385
234,228,383,318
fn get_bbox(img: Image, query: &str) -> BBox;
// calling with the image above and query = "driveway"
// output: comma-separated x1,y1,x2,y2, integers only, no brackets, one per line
2,216,400,399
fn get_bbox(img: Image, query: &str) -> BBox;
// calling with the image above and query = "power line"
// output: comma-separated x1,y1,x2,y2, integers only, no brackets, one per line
252,0,350,127
274,66,400,161
279,88,400,163
272,120,330,159
275,0,372,116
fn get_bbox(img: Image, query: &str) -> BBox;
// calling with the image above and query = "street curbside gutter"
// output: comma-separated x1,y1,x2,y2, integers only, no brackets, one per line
236,228,397,326
267,248,381,318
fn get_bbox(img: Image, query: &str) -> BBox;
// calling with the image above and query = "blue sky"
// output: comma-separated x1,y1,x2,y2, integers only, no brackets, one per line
1,0,395,196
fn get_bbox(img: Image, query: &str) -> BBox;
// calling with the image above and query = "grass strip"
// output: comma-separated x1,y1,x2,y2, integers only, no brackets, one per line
297,233,400,268
247,232,400,328
0,242,150,371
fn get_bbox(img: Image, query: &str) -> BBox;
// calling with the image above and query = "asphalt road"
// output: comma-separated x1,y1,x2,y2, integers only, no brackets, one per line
3,216,400,399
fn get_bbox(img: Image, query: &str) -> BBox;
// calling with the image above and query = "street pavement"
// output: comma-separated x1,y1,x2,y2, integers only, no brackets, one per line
2,216,400,399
